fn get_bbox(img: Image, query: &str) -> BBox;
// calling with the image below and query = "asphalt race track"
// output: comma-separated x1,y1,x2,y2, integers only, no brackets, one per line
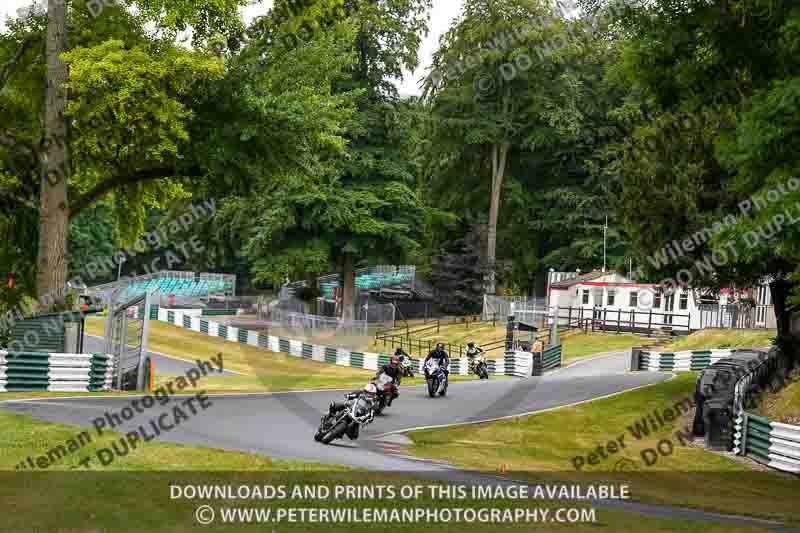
4,351,798,530
2,351,666,469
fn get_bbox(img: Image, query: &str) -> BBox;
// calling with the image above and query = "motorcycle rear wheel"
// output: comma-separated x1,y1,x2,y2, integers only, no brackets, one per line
321,420,348,445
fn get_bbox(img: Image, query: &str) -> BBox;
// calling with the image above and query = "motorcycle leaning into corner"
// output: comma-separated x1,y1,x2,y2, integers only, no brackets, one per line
314,384,377,445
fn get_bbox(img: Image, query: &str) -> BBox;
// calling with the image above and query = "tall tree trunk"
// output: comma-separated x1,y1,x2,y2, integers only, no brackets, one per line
36,0,70,303
341,253,356,321
486,142,510,296
770,278,793,339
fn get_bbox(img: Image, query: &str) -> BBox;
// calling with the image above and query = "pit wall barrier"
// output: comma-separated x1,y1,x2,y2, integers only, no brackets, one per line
156,309,561,378
0,351,114,392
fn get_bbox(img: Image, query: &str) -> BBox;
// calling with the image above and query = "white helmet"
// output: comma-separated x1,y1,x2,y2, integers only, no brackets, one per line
363,383,378,395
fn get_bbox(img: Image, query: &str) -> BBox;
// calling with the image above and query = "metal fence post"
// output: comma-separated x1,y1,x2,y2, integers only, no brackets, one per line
136,290,153,391
117,311,128,391
739,412,749,457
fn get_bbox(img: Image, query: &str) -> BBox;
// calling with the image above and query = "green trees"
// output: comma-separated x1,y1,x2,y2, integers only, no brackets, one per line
220,0,431,319
602,0,800,336
1,0,247,305
2,0,798,334
423,0,588,295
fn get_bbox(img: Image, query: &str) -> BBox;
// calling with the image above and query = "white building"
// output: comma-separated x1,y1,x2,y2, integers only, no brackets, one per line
546,270,774,333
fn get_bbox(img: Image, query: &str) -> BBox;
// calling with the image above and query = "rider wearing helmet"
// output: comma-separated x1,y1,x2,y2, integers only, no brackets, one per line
328,383,378,416
326,383,377,439
465,341,483,359
374,355,402,405
423,342,450,380
466,341,484,375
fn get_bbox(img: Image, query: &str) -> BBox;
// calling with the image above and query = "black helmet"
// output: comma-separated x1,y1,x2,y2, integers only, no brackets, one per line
468,341,475,347
436,342,445,351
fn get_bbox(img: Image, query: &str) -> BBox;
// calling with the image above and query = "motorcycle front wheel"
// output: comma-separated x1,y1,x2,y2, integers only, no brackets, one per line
427,379,436,398
321,420,348,445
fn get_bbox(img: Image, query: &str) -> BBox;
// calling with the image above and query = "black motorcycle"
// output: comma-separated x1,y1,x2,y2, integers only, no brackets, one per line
425,360,448,398
314,392,375,445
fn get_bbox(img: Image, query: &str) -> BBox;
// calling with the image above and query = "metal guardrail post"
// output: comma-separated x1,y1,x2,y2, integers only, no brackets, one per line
136,290,153,391
740,412,749,457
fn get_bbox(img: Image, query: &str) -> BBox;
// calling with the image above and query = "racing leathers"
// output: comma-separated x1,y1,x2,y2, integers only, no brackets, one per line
423,348,450,380
374,364,401,405
327,391,376,439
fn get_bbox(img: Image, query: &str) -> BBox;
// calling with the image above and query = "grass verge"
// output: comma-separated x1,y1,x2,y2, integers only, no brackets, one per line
756,368,800,425
373,321,649,363
662,329,776,351
406,373,799,525
0,400,339,471
0,402,776,532
558,331,650,363
84,317,492,393
85,317,376,391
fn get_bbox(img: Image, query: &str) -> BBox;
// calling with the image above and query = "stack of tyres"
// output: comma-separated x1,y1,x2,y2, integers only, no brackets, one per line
695,350,770,450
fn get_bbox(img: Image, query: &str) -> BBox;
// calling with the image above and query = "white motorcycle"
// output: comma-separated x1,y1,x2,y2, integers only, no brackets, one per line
425,359,448,398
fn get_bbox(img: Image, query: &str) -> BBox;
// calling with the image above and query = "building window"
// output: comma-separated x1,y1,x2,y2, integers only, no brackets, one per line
629,291,638,308
665,293,674,312
582,289,590,305
654,291,662,309
679,291,689,310
607,290,616,306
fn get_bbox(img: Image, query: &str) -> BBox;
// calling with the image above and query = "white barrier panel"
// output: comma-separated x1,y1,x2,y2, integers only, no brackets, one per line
336,348,350,367
312,345,326,363
247,330,259,347
289,340,303,357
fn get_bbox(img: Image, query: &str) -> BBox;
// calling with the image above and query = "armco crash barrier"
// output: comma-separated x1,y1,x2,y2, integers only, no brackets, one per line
0,351,114,392
156,309,561,377
735,412,800,475
632,348,736,372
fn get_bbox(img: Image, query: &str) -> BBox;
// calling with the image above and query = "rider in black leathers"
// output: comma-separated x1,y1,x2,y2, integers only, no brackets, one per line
424,343,450,380
326,385,378,439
